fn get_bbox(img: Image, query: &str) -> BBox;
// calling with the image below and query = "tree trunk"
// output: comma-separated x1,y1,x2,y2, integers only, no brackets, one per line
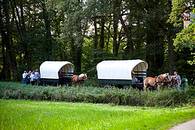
93,16,98,62
20,3,30,69
113,17,118,56
119,12,133,58
99,16,105,49
167,30,175,74
0,8,9,80
93,17,98,49
73,0,83,73
0,0,17,80
42,1,52,60
0,1,5,80
146,28,164,75
113,0,121,56
11,0,30,70
74,25,83,73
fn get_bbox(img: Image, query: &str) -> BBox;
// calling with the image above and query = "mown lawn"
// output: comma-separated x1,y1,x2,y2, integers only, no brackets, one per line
0,99,195,130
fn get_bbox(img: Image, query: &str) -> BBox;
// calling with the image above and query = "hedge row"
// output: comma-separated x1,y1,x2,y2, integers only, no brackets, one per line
0,82,195,107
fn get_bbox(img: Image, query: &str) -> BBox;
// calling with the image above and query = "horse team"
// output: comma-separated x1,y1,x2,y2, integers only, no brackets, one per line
72,72,182,90
143,71,181,91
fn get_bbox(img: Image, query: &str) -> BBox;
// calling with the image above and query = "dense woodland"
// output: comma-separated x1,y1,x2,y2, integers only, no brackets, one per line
0,0,195,84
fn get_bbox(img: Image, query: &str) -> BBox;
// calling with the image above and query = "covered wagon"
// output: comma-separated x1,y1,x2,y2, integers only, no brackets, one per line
40,61,74,85
96,59,148,87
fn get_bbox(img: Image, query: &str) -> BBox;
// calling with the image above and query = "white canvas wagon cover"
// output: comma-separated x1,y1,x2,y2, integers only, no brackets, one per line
96,59,148,80
40,61,74,79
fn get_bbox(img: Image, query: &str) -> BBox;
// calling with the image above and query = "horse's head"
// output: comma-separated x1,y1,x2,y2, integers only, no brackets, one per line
78,73,87,81
157,73,170,83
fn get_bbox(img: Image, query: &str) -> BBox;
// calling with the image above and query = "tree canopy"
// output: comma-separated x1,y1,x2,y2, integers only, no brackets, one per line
0,0,194,84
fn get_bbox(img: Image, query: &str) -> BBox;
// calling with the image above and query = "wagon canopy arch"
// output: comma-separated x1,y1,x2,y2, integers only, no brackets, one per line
96,59,148,80
40,61,74,79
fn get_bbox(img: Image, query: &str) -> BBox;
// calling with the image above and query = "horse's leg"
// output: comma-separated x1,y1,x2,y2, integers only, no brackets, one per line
157,84,161,91
143,82,148,91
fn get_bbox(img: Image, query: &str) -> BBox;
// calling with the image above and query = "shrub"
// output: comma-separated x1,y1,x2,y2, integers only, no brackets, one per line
0,82,194,107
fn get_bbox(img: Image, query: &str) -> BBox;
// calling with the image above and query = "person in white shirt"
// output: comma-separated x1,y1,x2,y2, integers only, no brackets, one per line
22,71,28,84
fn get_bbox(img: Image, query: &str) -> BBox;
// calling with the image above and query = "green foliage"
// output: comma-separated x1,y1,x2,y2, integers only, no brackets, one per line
172,16,195,84
173,23,195,67
85,0,112,17
169,2,195,84
168,0,186,27
174,24,195,51
0,0,194,81
0,82,195,107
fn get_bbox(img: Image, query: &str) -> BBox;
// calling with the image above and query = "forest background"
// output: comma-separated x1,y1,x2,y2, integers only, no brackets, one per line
0,0,194,84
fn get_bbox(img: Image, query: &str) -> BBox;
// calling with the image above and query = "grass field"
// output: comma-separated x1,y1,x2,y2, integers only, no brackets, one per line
0,100,195,130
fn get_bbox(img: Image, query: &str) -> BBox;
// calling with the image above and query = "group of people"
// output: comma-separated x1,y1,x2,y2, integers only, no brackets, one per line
22,69,40,85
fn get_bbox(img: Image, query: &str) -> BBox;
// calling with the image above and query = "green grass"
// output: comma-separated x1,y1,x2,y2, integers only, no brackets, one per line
0,100,195,130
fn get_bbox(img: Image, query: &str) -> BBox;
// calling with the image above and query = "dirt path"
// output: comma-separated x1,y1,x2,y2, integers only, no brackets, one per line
170,119,195,130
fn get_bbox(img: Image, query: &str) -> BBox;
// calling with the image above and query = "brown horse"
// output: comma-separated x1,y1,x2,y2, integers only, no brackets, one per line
156,73,180,89
71,73,87,84
156,73,170,87
143,77,158,91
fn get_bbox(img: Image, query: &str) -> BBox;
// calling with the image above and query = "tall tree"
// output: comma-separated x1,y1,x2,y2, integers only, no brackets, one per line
41,0,53,60
112,0,121,56
0,0,17,80
99,16,105,49
144,0,169,75
63,0,86,73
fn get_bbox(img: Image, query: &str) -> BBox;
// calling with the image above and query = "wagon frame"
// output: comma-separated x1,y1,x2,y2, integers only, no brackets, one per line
96,59,148,87
40,61,74,85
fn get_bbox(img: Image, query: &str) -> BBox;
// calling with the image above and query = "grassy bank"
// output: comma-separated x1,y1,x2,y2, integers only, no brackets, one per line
0,82,195,107
0,99,195,130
